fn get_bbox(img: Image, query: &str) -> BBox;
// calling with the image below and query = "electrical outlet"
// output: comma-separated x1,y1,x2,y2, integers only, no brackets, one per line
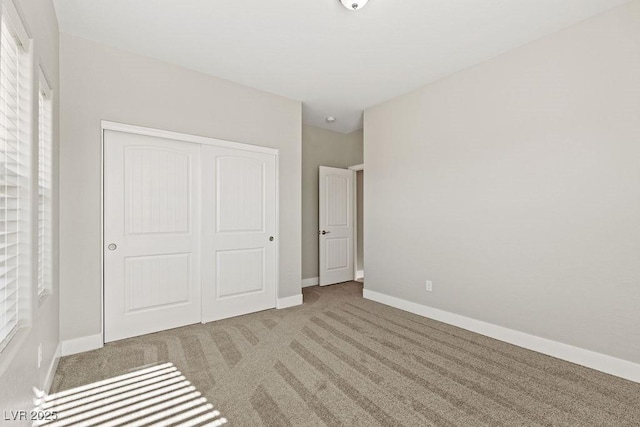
37,344,42,368
425,280,433,292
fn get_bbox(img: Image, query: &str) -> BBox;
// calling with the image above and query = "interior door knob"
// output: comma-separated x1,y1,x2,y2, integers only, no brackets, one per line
107,243,117,251
320,230,330,235
269,236,274,241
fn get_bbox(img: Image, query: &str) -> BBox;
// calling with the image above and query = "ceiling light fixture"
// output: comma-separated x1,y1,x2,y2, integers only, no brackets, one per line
325,116,336,123
339,0,368,11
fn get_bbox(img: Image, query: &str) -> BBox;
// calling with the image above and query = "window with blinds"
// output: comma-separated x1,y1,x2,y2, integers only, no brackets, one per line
38,73,52,296
0,8,30,352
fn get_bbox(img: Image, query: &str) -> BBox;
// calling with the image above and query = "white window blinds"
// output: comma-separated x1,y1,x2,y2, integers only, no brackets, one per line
0,10,30,351
38,75,52,296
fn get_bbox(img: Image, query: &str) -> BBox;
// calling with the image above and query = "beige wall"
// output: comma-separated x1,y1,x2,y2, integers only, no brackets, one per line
302,125,363,280
59,33,302,343
364,1,640,363
0,0,60,415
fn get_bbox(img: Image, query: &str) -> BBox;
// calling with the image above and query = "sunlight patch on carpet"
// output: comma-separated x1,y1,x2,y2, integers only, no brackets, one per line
33,363,227,427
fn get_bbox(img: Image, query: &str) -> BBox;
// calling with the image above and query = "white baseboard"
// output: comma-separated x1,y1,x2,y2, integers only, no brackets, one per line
356,270,364,279
277,294,303,309
61,334,104,357
43,342,61,393
302,277,319,288
363,289,640,383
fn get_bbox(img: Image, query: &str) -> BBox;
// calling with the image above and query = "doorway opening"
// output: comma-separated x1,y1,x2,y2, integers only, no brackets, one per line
317,163,363,286
355,168,364,282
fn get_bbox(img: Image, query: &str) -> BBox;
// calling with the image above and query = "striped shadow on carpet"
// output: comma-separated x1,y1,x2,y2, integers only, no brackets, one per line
38,363,226,426
52,282,640,426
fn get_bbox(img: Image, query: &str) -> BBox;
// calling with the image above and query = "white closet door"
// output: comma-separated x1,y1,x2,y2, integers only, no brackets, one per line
201,145,277,323
104,130,201,342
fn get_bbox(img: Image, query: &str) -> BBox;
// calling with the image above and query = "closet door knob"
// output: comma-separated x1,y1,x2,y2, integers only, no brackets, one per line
108,243,117,251
269,236,274,241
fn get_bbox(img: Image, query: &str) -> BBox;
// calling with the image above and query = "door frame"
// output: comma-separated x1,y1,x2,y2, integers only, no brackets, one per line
348,164,364,281
101,120,280,343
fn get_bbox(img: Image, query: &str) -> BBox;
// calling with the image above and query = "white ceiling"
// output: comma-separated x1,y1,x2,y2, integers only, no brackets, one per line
52,0,629,133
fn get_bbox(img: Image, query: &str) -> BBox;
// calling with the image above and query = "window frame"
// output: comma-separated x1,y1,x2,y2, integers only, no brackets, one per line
38,68,52,298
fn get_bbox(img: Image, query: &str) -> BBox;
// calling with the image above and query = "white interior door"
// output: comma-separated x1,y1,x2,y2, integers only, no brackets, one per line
201,145,277,323
319,166,355,286
104,130,202,342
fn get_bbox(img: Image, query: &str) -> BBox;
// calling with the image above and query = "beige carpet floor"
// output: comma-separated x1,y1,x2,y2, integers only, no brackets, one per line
52,282,640,426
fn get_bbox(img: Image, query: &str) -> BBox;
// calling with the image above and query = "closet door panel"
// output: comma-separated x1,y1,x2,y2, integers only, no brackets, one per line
201,146,277,322
104,130,202,342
